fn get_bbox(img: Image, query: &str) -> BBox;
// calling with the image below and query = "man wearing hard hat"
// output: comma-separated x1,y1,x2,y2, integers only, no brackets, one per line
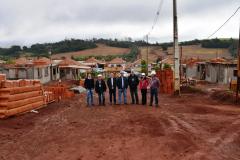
149,70,160,107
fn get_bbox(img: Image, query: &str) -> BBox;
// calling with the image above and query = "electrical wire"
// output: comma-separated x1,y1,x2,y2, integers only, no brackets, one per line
143,0,164,41
207,6,240,39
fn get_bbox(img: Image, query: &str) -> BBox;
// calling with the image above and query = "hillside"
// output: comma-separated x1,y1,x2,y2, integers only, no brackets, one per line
140,45,232,63
51,44,131,59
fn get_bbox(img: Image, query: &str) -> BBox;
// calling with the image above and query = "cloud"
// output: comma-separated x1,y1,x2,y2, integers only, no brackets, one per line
0,0,239,47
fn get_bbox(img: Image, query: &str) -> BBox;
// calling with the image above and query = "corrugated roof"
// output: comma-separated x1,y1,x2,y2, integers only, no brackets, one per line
85,57,105,64
108,57,126,64
58,58,80,66
15,57,33,65
33,57,51,65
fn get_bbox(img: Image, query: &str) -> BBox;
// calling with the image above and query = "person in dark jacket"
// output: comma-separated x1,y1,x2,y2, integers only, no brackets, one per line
84,74,94,106
117,71,128,105
128,71,139,104
95,74,107,106
107,73,117,105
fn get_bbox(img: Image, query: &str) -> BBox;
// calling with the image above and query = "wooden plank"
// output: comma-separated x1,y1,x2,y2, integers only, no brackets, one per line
0,85,42,95
6,101,45,117
0,109,6,119
0,91,42,102
0,96,44,109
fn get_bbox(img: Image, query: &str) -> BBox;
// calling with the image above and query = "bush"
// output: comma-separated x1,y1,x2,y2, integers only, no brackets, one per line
163,63,171,69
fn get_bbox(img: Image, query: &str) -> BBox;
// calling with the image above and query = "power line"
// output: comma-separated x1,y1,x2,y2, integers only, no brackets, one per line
143,0,164,41
207,6,240,39
148,0,164,36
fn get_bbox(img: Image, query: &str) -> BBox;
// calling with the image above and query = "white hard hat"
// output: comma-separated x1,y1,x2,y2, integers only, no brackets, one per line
120,71,125,74
141,73,146,76
97,74,102,77
151,70,156,75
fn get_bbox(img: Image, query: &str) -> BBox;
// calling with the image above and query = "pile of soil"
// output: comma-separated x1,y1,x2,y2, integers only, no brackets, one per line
211,90,236,103
180,86,206,94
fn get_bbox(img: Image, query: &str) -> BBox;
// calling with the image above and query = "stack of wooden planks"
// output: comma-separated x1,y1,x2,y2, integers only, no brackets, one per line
0,76,45,119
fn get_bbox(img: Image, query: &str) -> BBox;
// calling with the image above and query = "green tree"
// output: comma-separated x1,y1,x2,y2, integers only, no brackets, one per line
141,60,147,75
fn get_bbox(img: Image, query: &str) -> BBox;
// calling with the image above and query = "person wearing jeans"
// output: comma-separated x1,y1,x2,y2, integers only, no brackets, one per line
84,74,94,106
149,71,160,107
95,74,107,106
117,71,128,105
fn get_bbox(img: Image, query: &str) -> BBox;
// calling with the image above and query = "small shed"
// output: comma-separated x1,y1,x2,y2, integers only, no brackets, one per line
205,60,237,84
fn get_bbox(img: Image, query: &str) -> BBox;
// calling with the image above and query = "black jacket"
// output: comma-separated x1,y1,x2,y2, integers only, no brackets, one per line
107,77,117,90
128,75,139,90
95,80,107,93
84,78,94,90
117,76,128,89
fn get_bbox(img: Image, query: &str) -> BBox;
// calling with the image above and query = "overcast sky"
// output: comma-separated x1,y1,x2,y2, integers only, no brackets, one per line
0,0,239,47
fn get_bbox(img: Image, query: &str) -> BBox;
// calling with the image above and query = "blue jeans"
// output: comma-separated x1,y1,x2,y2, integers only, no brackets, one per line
98,92,105,105
87,89,94,106
150,88,158,105
118,89,127,104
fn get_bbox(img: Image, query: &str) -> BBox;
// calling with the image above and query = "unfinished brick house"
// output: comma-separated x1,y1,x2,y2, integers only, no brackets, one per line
0,57,60,84
58,58,91,80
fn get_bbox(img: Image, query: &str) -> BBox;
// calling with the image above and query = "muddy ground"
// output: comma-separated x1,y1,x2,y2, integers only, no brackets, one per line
1,91,240,160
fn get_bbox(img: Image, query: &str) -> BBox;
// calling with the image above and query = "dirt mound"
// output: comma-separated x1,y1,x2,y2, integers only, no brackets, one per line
211,90,235,103
180,86,206,94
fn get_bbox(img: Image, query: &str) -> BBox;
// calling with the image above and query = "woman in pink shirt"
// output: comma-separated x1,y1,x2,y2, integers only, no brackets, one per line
139,73,149,105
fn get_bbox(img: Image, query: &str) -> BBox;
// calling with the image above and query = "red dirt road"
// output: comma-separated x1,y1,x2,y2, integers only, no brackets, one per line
1,92,240,160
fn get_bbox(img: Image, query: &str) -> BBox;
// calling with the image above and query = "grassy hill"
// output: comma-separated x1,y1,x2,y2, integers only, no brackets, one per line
140,45,232,63
0,38,236,62
51,44,131,59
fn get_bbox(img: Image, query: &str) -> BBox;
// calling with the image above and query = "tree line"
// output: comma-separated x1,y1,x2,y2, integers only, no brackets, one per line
0,39,97,60
0,38,238,60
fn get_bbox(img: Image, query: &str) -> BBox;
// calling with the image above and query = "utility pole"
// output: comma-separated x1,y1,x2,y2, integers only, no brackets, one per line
236,24,240,103
180,46,183,83
173,0,180,95
146,35,149,75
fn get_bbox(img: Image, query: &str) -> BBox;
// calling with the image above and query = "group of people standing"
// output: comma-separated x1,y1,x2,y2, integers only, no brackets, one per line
84,70,160,107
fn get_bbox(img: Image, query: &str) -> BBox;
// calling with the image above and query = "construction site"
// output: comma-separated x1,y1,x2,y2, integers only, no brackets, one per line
0,61,240,160
1,0,240,160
